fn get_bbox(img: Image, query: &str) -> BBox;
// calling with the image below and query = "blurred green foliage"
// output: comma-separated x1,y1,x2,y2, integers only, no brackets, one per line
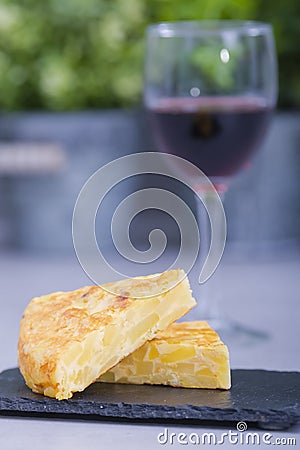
0,0,298,110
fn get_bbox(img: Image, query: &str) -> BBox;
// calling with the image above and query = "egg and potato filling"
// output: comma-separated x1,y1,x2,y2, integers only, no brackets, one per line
98,321,230,389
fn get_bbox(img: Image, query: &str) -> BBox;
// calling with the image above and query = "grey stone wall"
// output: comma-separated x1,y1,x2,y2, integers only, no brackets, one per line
0,110,299,253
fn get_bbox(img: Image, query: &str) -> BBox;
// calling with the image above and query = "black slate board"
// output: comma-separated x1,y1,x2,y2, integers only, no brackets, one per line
0,368,299,430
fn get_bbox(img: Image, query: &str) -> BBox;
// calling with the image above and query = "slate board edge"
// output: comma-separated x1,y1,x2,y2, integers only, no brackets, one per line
1,395,299,429
1,368,300,430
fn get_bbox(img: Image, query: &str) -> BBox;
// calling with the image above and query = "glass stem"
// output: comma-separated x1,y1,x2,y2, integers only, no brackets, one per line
194,185,226,322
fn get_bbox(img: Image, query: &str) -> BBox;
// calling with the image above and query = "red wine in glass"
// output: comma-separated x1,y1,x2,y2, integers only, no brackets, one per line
144,21,278,339
148,96,272,178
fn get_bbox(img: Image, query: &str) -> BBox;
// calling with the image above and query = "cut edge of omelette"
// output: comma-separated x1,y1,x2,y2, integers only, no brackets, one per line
97,321,231,390
18,269,196,400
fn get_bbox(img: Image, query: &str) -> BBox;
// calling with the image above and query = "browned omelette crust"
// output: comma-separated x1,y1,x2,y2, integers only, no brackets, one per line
18,270,196,399
19,286,122,394
151,321,224,346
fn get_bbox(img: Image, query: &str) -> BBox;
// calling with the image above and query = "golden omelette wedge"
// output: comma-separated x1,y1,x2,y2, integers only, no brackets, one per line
18,269,196,400
98,321,231,389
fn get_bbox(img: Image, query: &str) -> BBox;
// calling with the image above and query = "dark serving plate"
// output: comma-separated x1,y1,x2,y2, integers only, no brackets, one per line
0,368,299,430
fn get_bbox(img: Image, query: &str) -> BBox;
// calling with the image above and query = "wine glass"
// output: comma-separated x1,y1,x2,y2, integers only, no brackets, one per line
144,21,278,341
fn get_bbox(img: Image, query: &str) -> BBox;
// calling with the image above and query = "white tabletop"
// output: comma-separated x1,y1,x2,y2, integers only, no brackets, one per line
0,250,299,449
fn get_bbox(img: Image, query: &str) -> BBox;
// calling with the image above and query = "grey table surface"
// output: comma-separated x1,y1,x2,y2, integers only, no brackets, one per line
0,250,299,450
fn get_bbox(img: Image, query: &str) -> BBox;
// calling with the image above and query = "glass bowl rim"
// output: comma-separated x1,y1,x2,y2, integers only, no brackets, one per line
147,20,273,37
